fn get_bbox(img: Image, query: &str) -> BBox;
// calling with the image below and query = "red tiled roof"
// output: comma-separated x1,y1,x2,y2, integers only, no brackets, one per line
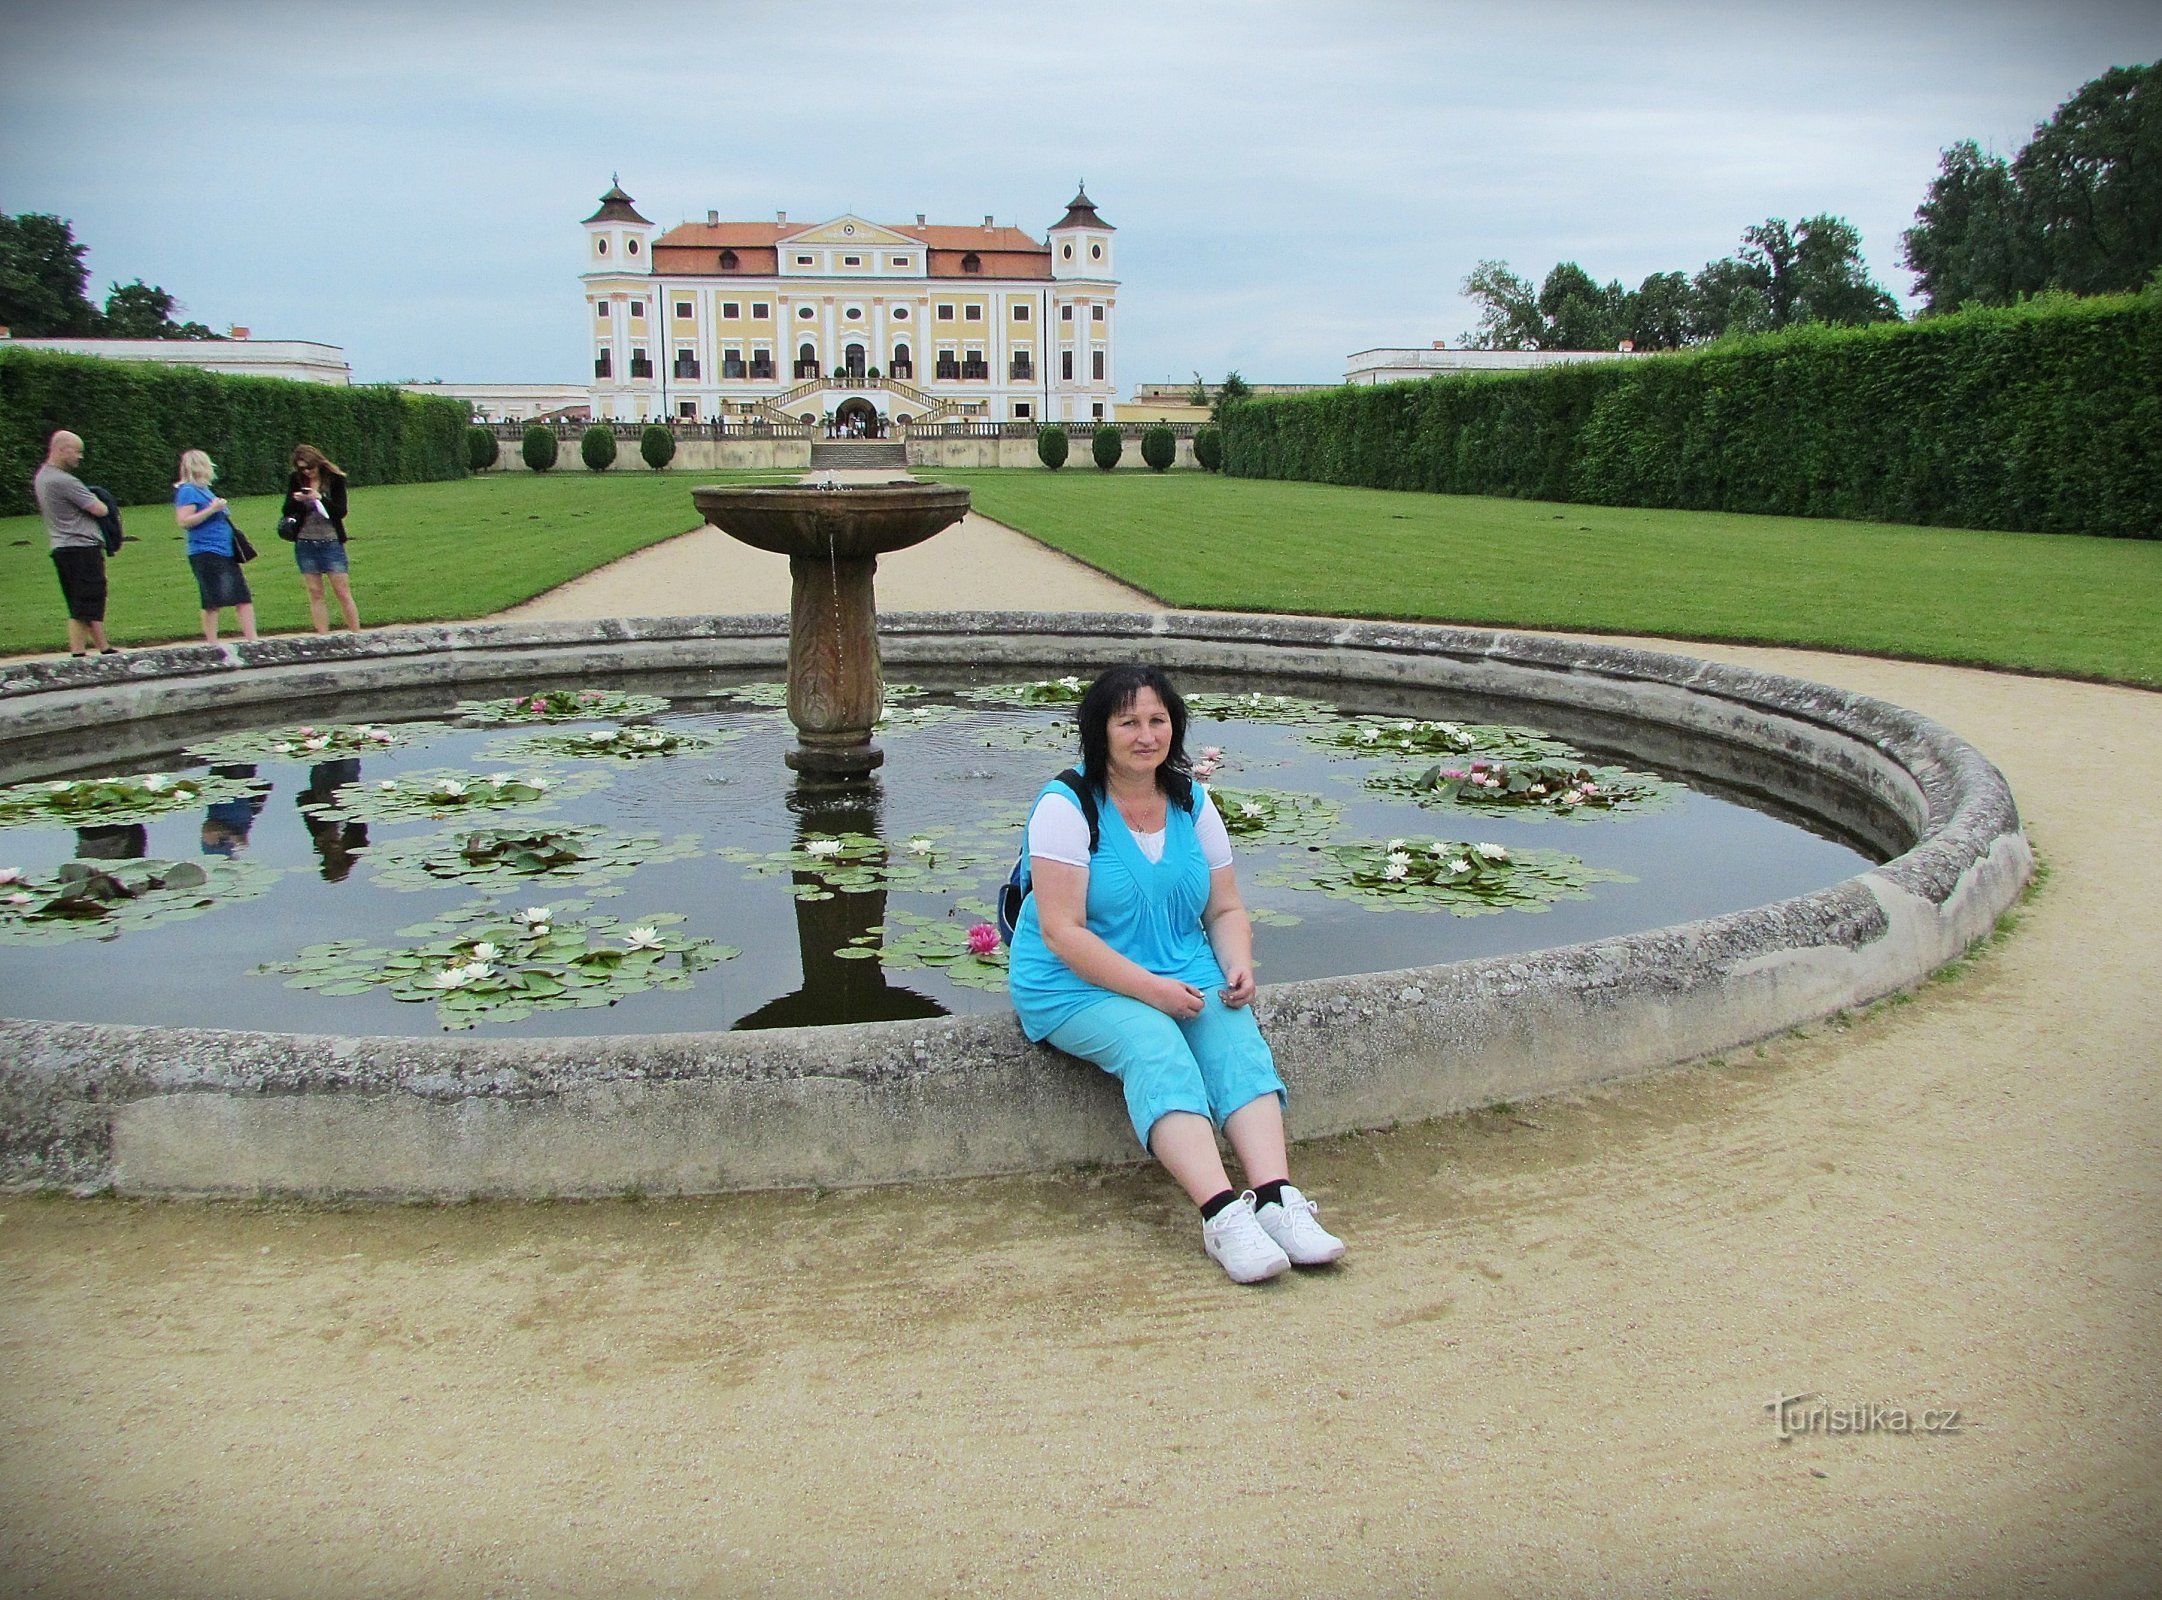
653,244,779,275
654,220,1053,265
927,249,1051,280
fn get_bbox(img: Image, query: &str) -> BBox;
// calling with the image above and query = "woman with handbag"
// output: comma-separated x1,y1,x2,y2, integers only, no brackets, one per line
173,449,258,643
281,443,360,634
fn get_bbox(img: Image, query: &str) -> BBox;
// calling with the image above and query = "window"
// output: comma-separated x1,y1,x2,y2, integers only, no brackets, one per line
961,253,981,274
675,301,692,320
722,302,740,319
630,347,652,379
1061,350,1073,381
1014,402,1032,419
844,343,866,378
890,255,910,268
1092,305,1105,322
1061,243,1072,259
721,347,744,379
1013,304,1030,322
751,301,769,318
962,349,987,380
595,348,612,378
890,342,912,378
628,238,640,256
1060,305,1074,322
719,249,739,270
675,347,699,379
935,349,960,380
964,305,982,322
1092,351,1104,380
795,342,819,379
750,347,773,379
678,400,697,420
797,305,815,320
936,304,954,321
796,254,814,265
1090,243,1102,260
1091,402,1104,419
892,306,909,321
597,301,610,319
1010,352,1032,380
843,255,861,267
845,306,862,321
597,238,610,256
629,299,645,318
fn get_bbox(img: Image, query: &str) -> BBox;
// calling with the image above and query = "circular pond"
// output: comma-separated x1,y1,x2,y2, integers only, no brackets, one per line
0,614,2029,1198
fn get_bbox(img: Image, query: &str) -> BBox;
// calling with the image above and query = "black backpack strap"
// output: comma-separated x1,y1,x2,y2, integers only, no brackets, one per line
1054,767,1099,854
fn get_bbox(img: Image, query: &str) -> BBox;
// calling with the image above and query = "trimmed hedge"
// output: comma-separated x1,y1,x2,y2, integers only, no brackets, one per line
521,424,558,472
1092,424,1123,470
0,346,468,517
580,425,616,472
1224,294,2162,537
1037,425,1069,469
1193,426,1223,472
639,424,675,469
1140,425,1176,471
465,425,499,471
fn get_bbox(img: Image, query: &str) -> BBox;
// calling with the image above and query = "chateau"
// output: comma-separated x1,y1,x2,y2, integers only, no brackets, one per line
582,182,1118,431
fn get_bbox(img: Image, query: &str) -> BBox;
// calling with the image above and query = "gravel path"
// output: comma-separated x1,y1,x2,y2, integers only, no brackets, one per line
1,513,2155,1597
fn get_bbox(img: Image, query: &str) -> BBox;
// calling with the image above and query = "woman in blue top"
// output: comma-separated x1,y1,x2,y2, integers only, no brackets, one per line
1010,664,1347,1284
173,450,257,643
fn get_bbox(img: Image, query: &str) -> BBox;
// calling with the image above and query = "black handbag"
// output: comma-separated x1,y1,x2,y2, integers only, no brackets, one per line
230,522,258,563
277,513,301,541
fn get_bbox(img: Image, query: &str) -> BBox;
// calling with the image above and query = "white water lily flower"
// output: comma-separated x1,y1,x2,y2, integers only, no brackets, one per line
302,736,329,751
804,838,842,857
530,778,550,790
429,965,474,990
1386,838,1406,851
486,772,515,784
622,927,663,951
368,728,393,743
907,837,934,855
142,774,171,792
587,729,616,743
1560,791,1584,806
1239,801,1263,818
1476,843,1509,862
379,780,399,791
1357,728,1380,743
1387,850,1411,868
469,942,500,962
1383,862,1409,881
1529,784,1547,797
514,906,551,925
270,741,294,754
0,868,20,885
1059,676,1083,691
49,782,73,793
1447,858,1471,874
461,961,495,982
1438,722,1461,736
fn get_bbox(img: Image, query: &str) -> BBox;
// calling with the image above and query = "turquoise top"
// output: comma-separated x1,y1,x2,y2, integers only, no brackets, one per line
1008,778,1223,1040
175,482,234,558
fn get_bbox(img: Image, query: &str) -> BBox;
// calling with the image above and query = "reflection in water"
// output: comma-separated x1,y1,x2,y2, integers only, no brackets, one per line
297,758,370,883
201,764,268,859
74,823,148,861
735,776,947,1030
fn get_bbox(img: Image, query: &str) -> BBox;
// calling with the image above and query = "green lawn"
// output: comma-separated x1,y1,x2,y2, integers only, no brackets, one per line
920,471,2162,687
0,471,786,658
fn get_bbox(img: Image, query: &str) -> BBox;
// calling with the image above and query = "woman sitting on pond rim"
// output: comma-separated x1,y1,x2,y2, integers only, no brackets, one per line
1008,664,1346,1284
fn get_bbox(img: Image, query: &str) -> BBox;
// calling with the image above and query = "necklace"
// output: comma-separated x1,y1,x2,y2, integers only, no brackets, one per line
1111,785,1165,831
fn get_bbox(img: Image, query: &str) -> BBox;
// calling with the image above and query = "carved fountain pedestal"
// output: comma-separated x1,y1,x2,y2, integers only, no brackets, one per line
690,480,970,778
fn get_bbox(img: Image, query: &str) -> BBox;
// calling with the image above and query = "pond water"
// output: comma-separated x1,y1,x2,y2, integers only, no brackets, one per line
0,673,1877,1036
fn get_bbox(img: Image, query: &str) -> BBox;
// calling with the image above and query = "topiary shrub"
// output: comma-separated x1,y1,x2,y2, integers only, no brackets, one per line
580,424,616,472
1037,426,1069,469
1092,424,1123,470
1140,425,1176,471
1193,426,1223,472
639,424,675,470
521,423,558,472
465,425,499,471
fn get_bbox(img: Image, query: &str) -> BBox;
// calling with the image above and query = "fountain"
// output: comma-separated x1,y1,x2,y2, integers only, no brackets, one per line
690,479,970,777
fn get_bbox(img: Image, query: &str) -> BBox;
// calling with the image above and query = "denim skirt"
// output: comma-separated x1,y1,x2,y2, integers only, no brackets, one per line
188,551,252,609
294,537,350,576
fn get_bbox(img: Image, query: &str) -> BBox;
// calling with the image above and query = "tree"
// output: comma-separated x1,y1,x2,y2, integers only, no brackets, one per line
639,424,675,469
1188,370,1210,408
580,424,616,471
101,280,216,339
1786,215,1901,326
522,424,559,472
465,426,499,471
1036,425,1069,469
1902,140,2036,309
1140,424,1176,471
1210,371,1251,422
1193,426,1223,472
1091,424,1122,470
1456,259,1543,349
0,212,98,334
1536,261,1630,350
1628,271,1694,350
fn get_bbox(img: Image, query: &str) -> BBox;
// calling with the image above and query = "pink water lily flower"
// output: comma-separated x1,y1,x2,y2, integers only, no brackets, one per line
966,922,999,956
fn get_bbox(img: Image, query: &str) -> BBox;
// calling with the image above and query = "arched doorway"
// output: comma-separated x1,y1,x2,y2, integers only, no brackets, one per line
843,343,867,381
833,397,882,439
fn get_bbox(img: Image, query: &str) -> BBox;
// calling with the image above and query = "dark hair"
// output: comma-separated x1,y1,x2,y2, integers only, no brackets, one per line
1076,665,1194,811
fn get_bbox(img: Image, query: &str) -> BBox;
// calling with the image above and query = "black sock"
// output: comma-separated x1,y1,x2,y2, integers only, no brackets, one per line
1198,1188,1239,1221
1253,1179,1288,1210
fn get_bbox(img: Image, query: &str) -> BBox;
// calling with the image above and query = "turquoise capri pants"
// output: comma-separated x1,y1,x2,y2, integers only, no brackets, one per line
1046,990,1286,1150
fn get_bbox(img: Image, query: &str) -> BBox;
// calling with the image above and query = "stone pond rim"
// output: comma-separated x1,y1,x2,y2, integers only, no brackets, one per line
0,612,2032,1198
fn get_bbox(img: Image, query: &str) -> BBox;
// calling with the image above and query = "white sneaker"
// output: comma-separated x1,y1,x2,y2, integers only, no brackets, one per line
1202,1191,1292,1284
1255,1184,1346,1266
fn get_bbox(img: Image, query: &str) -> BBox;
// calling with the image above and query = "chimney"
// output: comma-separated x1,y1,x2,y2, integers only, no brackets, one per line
776,210,787,225
916,213,925,226
1432,339,1445,349
983,215,994,228
228,325,251,340
707,209,719,225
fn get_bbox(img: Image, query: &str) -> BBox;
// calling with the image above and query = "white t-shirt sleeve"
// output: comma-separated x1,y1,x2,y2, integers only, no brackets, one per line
1194,788,1234,871
1026,791,1093,867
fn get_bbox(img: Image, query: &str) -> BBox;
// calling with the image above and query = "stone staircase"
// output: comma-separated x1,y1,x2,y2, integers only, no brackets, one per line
808,440,908,470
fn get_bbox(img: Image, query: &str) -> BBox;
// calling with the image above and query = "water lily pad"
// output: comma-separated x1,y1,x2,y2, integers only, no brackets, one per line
483,725,740,763
361,824,702,892
305,766,608,825
716,829,998,902
0,857,279,943
956,677,1089,707
1257,837,1632,915
846,908,1009,991
184,720,453,762
1365,759,1681,822
457,688,672,724
256,900,735,1029
1311,718,1580,762
1184,691,1345,726
1206,786,1343,846
0,769,260,829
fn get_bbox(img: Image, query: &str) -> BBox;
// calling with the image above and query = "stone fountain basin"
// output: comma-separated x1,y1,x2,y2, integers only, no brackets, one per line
691,481,970,561
0,612,2031,1199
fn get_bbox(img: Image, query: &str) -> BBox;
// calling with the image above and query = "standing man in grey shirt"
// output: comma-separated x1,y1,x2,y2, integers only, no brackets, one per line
34,430,116,657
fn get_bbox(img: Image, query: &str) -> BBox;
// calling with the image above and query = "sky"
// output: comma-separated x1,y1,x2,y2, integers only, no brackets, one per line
2,0,2155,389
